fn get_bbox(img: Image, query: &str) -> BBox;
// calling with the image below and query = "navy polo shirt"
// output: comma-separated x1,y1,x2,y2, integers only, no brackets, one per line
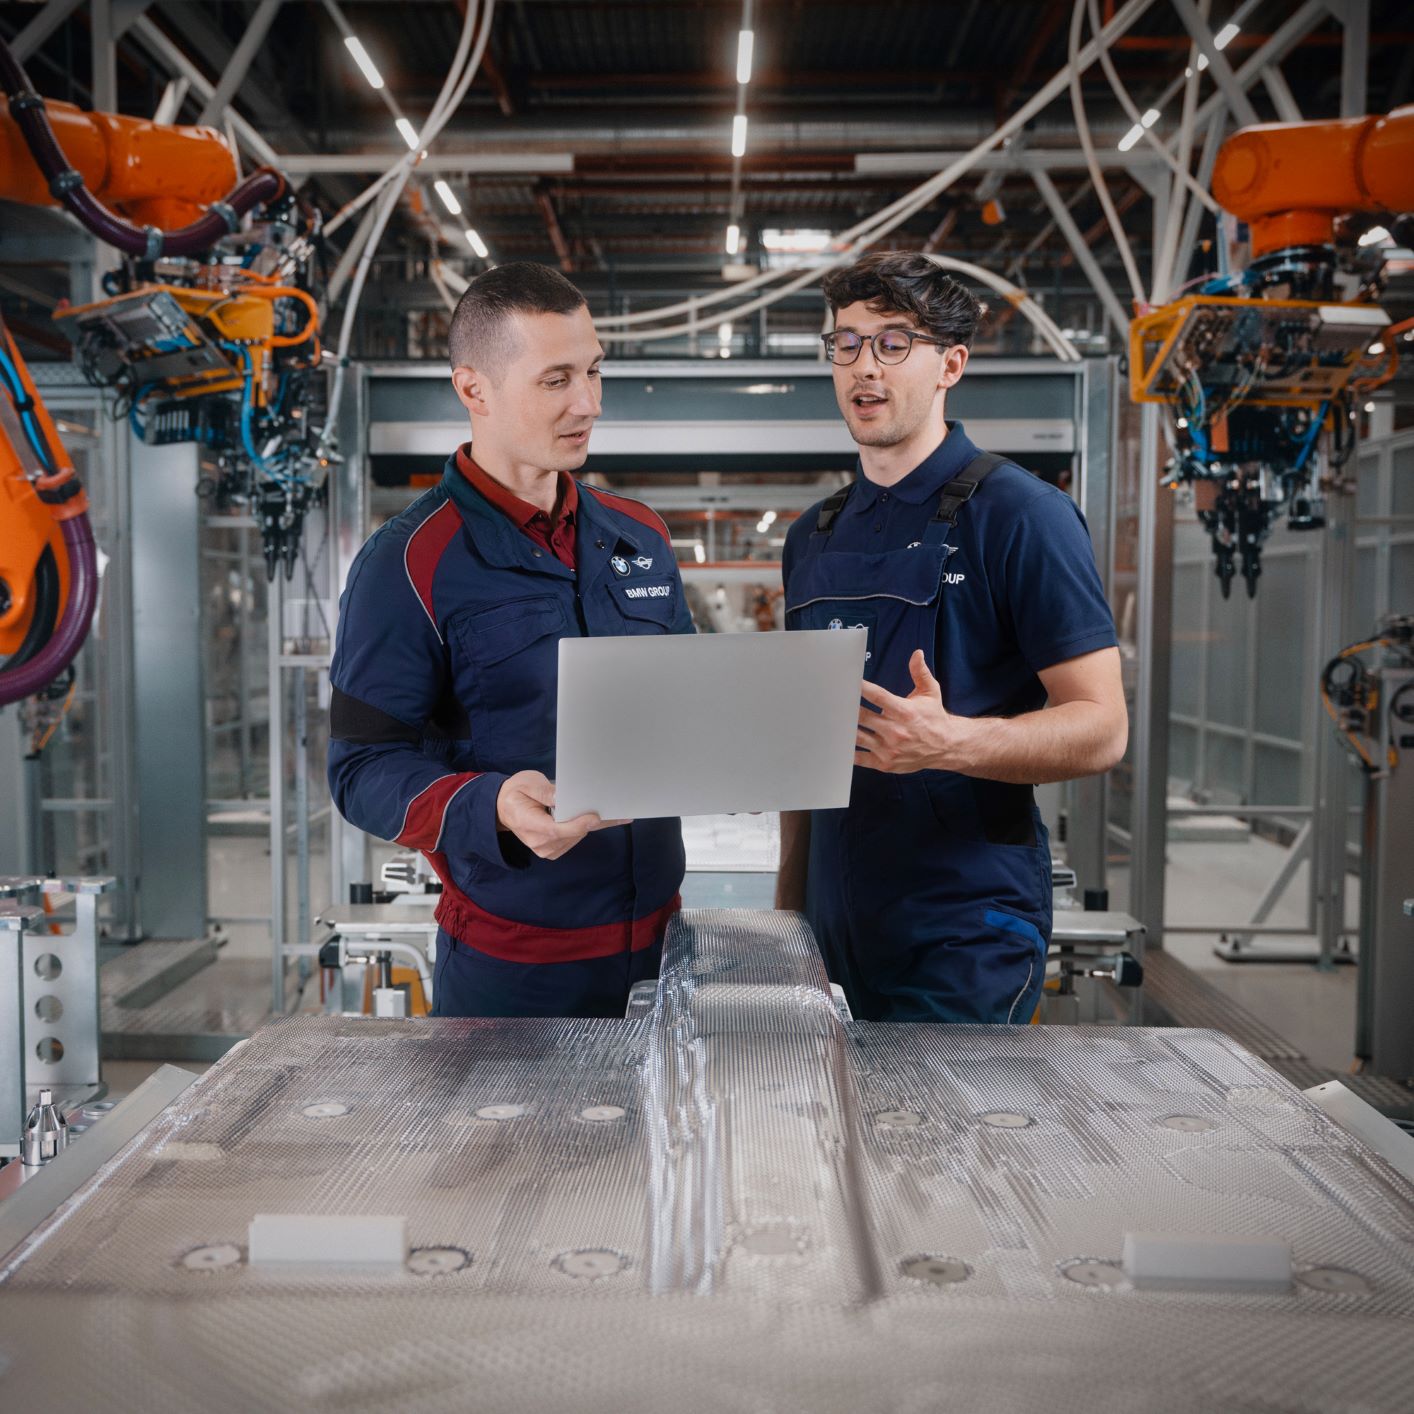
781,421,1117,720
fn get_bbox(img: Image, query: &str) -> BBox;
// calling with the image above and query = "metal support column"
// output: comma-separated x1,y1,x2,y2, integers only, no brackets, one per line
328,365,369,907
268,570,286,1013
1067,358,1117,898
1129,403,1173,946
129,437,207,939
1312,481,1357,967
1338,0,1369,118
195,0,284,126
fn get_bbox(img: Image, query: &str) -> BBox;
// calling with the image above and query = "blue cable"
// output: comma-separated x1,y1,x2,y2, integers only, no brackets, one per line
1290,401,1328,475
0,344,55,470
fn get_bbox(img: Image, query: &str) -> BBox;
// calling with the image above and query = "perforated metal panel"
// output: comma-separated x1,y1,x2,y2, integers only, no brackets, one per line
2,909,1412,1412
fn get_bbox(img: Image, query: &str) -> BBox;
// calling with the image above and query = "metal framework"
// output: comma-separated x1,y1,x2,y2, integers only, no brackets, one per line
0,0,1389,1036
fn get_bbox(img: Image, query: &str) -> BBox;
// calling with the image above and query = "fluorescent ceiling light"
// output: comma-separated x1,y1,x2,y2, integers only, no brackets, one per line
718,322,733,343
731,114,748,158
1364,401,1376,413
725,223,741,255
1358,225,1390,247
761,228,831,252
760,509,777,527
1214,22,1240,49
1367,342,1385,355
434,180,462,215
737,29,754,84
343,35,385,90
395,117,419,150
694,542,706,564
1117,123,1144,152
464,228,488,258
1141,107,1161,128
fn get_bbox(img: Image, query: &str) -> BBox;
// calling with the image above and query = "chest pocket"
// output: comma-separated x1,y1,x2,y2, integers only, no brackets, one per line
792,603,878,670
785,545,951,690
606,577,677,634
449,596,567,770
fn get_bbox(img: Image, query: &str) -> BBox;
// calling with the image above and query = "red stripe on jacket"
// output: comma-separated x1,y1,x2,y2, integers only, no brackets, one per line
396,773,479,850
403,499,463,632
584,485,673,545
423,851,679,964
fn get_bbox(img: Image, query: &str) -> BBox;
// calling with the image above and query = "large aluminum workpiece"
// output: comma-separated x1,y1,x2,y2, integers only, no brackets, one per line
1,911,1411,1412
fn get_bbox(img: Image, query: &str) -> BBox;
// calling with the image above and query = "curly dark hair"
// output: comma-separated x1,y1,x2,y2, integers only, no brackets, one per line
820,251,982,350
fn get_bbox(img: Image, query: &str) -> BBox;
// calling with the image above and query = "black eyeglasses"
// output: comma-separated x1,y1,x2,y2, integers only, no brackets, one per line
821,328,948,365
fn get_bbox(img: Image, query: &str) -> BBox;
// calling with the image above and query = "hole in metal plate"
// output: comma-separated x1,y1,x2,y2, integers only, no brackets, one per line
900,1255,971,1285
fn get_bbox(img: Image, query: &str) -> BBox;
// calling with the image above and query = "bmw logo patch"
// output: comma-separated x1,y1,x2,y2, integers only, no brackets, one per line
610,555,630,576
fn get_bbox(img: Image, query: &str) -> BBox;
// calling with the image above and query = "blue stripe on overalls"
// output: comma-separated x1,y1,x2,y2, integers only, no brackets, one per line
786,458,1050,1024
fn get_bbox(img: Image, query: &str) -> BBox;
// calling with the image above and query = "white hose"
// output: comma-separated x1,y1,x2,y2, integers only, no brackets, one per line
588,0,1161,344
1149,0,1209,303
320,0,496,451
1068,0,1145,308
1086,0,1220,221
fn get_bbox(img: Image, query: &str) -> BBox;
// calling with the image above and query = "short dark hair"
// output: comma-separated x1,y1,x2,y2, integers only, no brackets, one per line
820,251,982,350
448,261,587,379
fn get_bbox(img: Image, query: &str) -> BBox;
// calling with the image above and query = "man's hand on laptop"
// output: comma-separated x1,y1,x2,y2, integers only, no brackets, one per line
495,771,628,860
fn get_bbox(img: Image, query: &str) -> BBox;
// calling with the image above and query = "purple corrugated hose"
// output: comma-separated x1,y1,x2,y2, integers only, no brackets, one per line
0,36,286,258
0,514,98,706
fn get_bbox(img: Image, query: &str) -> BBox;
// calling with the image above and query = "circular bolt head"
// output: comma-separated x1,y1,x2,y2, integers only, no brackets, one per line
555,1248,626,1280
979,1111,1033,1129
874,1109,925,1129
301,1101,349,1119
1060,1260,1126,1289
179,1243,243,1272
1158,1114,1219,1133
475,1104,527,1121
407,1246,471,1277
900,1255,971,1286
579,1105,625,1123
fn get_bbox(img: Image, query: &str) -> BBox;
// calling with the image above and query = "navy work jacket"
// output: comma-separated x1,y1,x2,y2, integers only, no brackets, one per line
328,447,693,965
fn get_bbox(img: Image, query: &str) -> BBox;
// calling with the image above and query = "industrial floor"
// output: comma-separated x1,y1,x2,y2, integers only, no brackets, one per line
98,828,1385,1111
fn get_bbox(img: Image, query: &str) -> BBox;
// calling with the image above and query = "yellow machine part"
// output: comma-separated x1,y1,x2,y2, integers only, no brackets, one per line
0,98,236,229
56,284,277,402
359,964,431,1018
1128,294,1390,410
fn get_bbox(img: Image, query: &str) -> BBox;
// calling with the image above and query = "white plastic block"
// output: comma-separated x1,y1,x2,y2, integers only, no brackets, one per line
1122,1231,1292,1292
248,1213,407,1266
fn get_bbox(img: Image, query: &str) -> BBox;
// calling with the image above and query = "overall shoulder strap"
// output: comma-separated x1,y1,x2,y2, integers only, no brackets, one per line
931,450,1008,525
813,483,854,535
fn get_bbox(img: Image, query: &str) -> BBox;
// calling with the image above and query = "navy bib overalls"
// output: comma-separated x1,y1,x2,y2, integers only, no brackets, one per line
785,453,1051,1024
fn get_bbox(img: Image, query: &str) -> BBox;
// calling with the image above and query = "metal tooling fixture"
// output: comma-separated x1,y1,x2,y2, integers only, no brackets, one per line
1,910,1412,1411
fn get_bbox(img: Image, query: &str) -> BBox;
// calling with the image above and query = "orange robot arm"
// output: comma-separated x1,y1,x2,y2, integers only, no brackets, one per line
0,98,236,231
1212,104,1414,257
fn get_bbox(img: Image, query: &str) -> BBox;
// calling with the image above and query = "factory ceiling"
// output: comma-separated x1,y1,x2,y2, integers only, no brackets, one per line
2,0,1414,357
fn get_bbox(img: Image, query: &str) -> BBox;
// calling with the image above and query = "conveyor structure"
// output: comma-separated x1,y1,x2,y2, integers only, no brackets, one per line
1,910,1412,1412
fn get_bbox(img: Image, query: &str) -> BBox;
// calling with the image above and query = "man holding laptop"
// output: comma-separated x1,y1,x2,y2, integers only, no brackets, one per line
777,251,1127,1026
328,263,691,1019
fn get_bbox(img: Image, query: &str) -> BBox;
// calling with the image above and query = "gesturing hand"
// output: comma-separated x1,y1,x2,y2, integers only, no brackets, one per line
495,771,627,860
855,649,972,774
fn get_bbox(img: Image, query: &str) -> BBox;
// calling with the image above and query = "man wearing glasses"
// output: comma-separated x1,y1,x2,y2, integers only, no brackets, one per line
776,250,1127,1025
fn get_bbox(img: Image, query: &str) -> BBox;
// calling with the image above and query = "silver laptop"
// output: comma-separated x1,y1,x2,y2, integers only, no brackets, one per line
554,629,867,821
